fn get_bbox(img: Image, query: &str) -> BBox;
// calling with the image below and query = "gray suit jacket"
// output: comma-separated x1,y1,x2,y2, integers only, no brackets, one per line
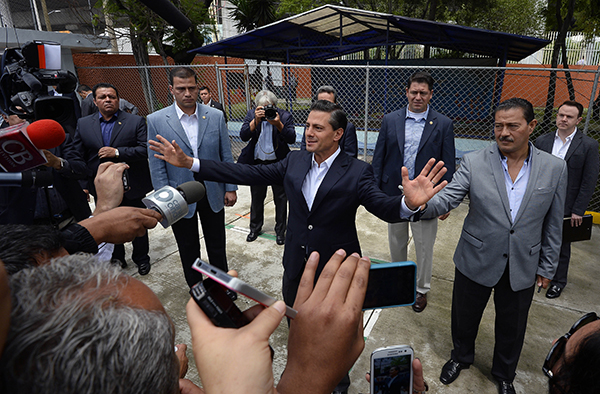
420,143,567,291
535,130,599,216
147,103,237,216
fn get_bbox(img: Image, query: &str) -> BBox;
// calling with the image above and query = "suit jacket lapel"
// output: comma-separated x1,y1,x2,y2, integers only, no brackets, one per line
488,144,513,223
165,104,193,152
91,116,104,147
564,130,583,162
395,108,406,160
513,145,542,224
417,110,436,154
196,105,210,148
109,113,124,146
294,152,312,212
310,153,349,212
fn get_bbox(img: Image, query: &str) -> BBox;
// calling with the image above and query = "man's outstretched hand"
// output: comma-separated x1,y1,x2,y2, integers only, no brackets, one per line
402,158,448,210
149,135,194,169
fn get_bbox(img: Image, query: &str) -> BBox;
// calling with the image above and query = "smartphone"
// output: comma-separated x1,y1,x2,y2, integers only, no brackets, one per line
370,345,414,394
122,168,131,192
363,261,416,310
189,278,250,328
192,259,297,319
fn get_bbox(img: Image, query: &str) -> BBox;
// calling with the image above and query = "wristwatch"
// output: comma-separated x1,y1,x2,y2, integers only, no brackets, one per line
59,157,66,169
115,149,120,158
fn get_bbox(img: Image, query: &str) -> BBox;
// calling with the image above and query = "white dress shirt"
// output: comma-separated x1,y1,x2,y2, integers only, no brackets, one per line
302,147,342,210
551,128,577,160
500,144,533,222
174,103,202,172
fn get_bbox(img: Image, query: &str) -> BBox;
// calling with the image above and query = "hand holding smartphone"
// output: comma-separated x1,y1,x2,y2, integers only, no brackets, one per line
192,259,297,319
370,345,414,394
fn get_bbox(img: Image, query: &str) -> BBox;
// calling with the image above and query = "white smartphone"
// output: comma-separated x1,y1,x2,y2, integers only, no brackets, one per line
370,345,414,394
192,258,297,319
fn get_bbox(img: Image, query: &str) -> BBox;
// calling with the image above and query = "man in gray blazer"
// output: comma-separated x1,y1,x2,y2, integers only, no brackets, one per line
421,98,567,394
534,100,599,299
147,67,237,288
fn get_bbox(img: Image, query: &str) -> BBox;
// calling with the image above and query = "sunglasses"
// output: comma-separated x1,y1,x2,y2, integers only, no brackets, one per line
542,312,599,378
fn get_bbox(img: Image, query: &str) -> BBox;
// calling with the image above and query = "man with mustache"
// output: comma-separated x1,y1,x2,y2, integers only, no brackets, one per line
417,98,567,394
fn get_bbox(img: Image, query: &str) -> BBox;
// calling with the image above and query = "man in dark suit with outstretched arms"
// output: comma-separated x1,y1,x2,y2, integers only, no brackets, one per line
150,100,448,306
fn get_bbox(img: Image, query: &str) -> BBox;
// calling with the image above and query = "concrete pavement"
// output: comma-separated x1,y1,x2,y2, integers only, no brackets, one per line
123,185,600,393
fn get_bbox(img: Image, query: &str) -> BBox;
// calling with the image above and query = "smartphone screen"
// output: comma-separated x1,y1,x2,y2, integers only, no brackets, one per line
363,261,416,310
370,345,414,394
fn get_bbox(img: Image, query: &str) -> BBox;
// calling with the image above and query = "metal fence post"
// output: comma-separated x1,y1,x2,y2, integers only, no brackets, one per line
144,67,154,112
244,64,251,112
215,63,224,105
584,66,600,135
363,63,370,159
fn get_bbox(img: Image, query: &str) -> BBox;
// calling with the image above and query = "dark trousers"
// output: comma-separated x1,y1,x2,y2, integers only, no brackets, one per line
249,160,287,236
550,241,571,288
450,266,535,382
112,195,149,266
171,195,227,288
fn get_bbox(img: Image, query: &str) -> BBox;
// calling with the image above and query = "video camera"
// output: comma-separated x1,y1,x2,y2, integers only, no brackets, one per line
0,41,78,129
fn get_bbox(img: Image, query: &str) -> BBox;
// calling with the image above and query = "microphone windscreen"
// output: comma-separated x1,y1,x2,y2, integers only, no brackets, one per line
26,119,66,149
177,181,206,204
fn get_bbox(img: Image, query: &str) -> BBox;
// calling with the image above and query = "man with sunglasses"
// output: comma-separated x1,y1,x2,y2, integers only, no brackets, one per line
544,312,600,393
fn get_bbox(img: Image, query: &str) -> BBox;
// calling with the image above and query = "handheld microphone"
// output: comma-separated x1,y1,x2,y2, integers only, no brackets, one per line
0,120,65,172
142,181,205,228
26,119,66,149
0,170,53,187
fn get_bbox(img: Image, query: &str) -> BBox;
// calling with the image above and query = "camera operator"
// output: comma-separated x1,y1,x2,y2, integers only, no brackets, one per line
239,90,296,245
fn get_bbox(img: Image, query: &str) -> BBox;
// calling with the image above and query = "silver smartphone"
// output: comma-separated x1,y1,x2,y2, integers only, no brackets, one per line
370,345,414,394
191,258,297,319
363,261,417,310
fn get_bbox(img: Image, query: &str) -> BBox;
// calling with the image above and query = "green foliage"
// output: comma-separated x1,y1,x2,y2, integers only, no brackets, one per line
97,0,212,64
229,0,277,33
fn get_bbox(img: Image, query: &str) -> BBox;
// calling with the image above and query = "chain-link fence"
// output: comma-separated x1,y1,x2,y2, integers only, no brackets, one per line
75,63,600,211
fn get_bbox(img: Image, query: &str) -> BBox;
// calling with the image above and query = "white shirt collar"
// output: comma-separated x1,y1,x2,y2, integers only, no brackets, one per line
174,102,198,119
406,105,430,121
555,127,578,142
311,146,341,169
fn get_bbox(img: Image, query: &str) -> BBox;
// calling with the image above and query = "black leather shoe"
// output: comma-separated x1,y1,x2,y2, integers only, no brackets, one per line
137,262,151,275
246,231,261,242
440,359,470,385
276,234,285,245
546,285,563,299
496,380,516,394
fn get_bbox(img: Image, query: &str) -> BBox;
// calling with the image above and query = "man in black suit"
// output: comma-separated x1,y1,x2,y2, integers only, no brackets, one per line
301,85,358,158
239,90,296,245
71,83,153,275
150,100,447,304
534,100,599,299
199,86,227,122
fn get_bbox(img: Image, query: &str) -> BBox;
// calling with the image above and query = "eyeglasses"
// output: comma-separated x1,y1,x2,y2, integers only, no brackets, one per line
542,312,599,378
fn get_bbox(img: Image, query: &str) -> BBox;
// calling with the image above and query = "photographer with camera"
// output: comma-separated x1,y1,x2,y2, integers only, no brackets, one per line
239,90,296,245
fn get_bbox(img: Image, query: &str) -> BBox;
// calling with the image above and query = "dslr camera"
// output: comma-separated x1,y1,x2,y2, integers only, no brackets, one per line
263,104,277,120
